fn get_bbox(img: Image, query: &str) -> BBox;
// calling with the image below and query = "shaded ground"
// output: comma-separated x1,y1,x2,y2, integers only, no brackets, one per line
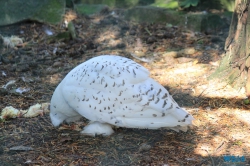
0,9,249,165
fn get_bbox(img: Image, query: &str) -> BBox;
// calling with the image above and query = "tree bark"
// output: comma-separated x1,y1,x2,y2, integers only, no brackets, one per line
210,0,250,96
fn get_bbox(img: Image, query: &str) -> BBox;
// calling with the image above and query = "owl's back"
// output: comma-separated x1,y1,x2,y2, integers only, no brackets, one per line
50,55,194,135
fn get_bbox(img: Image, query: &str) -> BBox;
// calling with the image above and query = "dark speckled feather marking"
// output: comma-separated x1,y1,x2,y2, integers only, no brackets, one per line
155,97,160,104
145,89,151,95
162,93,168,99
166,103,173,110
162,100,167,108
157,89,162,96
143,101,150,106
148,94,154,101
137,97,143,102
133,69,136,75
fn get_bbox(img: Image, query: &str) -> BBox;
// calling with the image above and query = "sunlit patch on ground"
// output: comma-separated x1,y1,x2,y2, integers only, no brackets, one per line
148,51,249,163
193,108,250,157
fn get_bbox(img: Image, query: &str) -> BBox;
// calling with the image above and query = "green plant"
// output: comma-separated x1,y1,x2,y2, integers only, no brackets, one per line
179,0,200,9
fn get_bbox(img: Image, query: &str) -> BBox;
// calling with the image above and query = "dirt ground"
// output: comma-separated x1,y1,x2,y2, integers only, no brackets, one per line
0,9,249,166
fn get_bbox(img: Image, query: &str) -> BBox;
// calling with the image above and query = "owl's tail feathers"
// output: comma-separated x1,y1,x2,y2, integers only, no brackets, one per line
170,107,194,132
169,126,189,132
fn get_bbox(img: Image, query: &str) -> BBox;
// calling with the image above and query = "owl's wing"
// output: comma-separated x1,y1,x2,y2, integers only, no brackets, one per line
60,55,149,119
61,55,193,130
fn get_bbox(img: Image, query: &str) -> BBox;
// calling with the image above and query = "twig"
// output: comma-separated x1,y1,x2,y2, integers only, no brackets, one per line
130,53,153,63
145,27,152,36
205,149,215,166
214,141,225,154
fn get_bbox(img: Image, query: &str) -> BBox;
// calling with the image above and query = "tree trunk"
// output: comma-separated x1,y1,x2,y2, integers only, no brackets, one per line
209,0,250,96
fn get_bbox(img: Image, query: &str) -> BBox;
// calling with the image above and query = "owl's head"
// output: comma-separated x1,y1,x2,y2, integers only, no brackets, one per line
50,81,82,127
50,108,67,127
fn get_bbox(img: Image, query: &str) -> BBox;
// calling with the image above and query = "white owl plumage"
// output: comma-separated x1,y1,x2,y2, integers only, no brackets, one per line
50,55,194,136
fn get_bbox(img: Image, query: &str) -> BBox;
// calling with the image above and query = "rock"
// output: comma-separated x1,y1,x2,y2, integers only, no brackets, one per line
201,14,229,35
75,4,109,15
124,6,230,34
0,0,65,26
125,6,170,23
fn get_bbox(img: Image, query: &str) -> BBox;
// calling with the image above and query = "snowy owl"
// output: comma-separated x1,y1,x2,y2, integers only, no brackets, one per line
50,55,194,136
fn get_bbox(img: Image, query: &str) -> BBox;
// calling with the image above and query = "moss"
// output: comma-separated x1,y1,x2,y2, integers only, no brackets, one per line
32,0,65,24
0,0,65,26
75,4,108,15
